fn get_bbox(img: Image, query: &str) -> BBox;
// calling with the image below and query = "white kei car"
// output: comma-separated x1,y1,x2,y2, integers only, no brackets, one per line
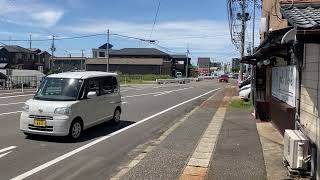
20,71,122,140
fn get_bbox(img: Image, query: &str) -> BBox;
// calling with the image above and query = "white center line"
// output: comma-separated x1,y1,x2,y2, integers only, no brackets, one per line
123,87,193,99
0,151,12,159
0,111,22,116
0,146,17,154
0,102,25,106
11,88,221,180
153,87,194,97
0,91,35,95
0,94,34,99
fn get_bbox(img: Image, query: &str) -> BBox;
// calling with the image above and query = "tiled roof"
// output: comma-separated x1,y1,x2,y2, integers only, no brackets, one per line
110,48,169,56
281,5,320,29
171,55,188,59
86,57,163,65
0,45,33,53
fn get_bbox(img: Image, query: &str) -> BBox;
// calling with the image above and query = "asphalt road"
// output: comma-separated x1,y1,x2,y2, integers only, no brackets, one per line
0,80,226,180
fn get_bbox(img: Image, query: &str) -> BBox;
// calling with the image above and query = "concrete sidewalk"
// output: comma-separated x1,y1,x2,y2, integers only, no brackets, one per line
207,109,266,179
109,88,289,180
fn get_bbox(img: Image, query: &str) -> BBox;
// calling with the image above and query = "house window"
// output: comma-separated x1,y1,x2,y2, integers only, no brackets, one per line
93,51,97,58
99,51,105,57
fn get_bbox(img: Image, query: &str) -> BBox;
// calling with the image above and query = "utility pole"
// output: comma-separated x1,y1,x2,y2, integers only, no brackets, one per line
252,0,257,117
107,29,110,72
186,45,189,78
50,35,56,71
252,0,256,53
81,49,84,70
239,0,247,81
29,34,32,49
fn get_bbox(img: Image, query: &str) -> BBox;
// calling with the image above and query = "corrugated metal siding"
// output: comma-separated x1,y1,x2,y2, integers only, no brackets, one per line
300,43,320,144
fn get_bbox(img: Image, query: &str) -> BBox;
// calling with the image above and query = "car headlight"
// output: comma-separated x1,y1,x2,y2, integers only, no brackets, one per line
54,107,71,115
22,104,29,112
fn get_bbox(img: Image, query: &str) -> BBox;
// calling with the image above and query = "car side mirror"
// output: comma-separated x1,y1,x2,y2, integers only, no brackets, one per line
87,91,97,98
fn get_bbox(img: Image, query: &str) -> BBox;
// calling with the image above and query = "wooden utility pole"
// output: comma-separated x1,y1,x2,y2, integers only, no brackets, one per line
107,29,110,72
239,0,246,81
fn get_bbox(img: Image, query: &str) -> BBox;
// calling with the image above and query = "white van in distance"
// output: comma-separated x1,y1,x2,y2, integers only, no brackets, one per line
20,71,122,140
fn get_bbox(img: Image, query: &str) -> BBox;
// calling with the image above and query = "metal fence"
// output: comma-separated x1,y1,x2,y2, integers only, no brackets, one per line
1,76,39,89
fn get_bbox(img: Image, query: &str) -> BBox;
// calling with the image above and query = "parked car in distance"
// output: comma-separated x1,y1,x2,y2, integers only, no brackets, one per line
232,73,239,79
239,76,251,88
176,71,182,79
219,74,229,83
20,71,122,140
239,84,251,101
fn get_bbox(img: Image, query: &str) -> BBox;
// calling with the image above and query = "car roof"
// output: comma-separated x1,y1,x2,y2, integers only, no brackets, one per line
47,71,117,79
241,84,251,89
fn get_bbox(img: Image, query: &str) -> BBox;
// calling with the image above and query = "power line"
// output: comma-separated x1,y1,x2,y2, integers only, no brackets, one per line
112,33,156,43
0,33,106,42
150,0,161,38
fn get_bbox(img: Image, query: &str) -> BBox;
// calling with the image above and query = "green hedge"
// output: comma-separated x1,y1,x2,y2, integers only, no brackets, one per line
119,74,171,84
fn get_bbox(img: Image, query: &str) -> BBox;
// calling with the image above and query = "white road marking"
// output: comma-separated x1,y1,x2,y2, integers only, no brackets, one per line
0,111,22,116
11,88,221,180
0,91,35,95
0,146,17,154
123,87,193,99
121,102,128,104
0,151,12,159
153,87,194,97
0,94,34,99
0,102,25,106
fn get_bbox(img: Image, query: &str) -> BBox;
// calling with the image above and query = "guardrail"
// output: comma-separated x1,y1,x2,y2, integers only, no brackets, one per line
156,78,197,84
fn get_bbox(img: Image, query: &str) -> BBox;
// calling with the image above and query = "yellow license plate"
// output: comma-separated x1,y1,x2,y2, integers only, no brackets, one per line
34,119,46,127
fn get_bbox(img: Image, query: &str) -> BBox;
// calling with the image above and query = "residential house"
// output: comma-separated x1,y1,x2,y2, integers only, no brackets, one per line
0,45,50,72
240,0,320,177
86,45,171,75
92,43,113,58
28,48,51,73
52,57,86,73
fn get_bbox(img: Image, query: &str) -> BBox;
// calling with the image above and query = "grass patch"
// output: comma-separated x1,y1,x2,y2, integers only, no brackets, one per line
119,74,171,84
229,98,253,110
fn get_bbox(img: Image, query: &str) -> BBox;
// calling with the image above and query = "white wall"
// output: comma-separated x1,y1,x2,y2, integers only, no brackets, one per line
300,43,320,178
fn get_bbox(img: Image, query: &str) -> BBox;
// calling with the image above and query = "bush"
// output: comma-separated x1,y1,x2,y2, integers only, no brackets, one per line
119,74,171,84
229,98,253,110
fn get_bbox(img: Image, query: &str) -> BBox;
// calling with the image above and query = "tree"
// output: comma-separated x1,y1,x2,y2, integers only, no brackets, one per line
232,67,240,73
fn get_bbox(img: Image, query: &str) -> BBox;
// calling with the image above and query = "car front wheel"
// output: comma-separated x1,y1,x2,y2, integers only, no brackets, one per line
69,120,82,140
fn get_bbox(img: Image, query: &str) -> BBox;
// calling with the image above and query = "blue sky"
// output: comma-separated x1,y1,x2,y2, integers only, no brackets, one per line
0,0,260,64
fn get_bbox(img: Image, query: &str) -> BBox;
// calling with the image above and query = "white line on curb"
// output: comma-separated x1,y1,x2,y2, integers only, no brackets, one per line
0,111,22,116
11,88,220,180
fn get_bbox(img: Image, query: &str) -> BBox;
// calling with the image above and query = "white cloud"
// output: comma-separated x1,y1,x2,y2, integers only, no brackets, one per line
30,10,64,27
0,0,64,27
58,19,240,61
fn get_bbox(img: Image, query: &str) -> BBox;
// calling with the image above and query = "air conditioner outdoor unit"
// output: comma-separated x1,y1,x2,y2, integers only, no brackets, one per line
283,130,309,170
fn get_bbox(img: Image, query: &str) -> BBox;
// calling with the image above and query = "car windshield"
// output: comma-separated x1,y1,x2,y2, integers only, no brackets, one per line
34,78,83,101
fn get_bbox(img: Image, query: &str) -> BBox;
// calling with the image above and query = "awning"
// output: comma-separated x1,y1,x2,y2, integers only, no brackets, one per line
0,63,8,69
0,72,7,79
240,27,292,65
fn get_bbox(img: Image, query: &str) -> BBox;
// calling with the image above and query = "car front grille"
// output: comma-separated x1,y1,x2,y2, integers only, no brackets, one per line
29,115,53,120
28,124,53,132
